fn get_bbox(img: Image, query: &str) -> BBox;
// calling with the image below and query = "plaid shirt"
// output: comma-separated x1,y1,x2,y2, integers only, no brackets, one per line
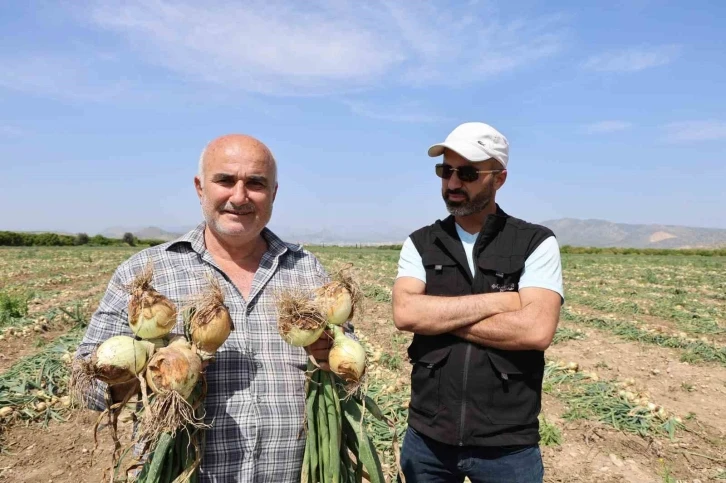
77,223,330,482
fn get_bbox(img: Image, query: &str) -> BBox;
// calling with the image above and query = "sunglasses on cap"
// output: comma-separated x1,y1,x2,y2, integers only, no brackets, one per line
435,163,504,183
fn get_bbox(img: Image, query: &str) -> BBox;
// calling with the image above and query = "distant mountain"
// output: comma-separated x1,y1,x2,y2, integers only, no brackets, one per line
83,219,726,248
541,218,726,249
270,226,411,245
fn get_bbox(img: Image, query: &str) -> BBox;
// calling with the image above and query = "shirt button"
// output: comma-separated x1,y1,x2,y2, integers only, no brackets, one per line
254,361,263,369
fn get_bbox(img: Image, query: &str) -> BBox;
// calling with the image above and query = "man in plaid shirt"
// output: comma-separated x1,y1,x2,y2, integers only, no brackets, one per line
77,134,334,481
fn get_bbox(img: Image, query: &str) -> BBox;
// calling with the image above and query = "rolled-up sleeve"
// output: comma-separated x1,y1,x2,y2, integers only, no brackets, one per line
396,237,426,283
75,265,135,411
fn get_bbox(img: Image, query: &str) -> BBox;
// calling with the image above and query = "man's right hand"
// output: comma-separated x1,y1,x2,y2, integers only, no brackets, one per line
110,377,140,404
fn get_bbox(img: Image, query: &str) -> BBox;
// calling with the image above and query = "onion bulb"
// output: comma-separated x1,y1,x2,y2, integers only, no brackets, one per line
83,335,153,385
126,261,177,339
145,343,202,399
315,272,362,326
276,289,326,347
187,277,233,360
70,335,154,404
328,325,366,385
140,342,207,443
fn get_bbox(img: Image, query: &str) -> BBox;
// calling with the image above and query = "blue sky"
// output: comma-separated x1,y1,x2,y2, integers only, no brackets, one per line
1,0,725,239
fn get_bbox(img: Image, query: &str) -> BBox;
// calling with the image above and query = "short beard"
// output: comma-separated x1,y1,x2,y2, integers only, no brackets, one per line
443,182,494,217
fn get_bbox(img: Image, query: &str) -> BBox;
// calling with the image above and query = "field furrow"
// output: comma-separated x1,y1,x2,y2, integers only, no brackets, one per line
0,246,723,482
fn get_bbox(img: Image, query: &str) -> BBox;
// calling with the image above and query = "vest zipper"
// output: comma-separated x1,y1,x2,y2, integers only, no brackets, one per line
458,344,472,446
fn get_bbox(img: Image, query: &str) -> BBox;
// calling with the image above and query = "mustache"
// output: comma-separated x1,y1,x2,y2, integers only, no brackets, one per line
445,189,469,200
221,202,255,214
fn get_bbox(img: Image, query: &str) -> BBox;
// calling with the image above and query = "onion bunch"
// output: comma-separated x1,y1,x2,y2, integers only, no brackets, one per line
275,270,385,482
72,271,236,482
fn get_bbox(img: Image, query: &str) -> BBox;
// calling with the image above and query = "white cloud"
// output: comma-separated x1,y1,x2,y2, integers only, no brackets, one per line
343,100,449,123
583,121,633,134
0,54,129,102
663,121,726,143
583,45,680,72
82,0,567,96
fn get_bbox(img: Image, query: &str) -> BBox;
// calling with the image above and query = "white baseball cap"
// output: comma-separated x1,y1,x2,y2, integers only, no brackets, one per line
428,122,509,168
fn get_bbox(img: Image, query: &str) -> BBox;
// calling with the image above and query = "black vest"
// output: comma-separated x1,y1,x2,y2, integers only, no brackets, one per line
406,205,554,447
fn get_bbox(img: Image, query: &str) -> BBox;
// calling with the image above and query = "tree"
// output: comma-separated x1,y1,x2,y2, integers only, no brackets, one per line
90,235,112,246
75,233,90,245
123,232,136,246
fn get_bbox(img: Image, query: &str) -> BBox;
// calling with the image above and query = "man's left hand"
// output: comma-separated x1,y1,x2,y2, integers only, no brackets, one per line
306,330,332,371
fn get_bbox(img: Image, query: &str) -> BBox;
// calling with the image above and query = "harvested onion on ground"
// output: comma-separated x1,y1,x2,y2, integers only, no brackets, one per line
126,261,177,339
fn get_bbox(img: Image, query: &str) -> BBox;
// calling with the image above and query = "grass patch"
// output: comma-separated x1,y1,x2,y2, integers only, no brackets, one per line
0,330,82,435
544,363,683,439
362,284,392,303
361,377,409,480
379,353,403,371
0,291,32,327
562,309,726,366
538,415,562,446
552,327,586,345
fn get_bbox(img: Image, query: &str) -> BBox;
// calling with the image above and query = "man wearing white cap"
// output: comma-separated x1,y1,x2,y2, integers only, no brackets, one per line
392,122,564,482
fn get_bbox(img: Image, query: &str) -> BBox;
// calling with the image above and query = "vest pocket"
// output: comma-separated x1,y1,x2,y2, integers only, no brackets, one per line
485,351,540,425
409,346,451,417
476,256,524,293
422,251,464,295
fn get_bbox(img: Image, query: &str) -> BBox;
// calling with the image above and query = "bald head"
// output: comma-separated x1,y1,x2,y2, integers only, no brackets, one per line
198,134,277,187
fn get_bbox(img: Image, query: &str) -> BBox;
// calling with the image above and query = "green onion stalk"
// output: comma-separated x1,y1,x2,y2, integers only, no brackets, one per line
276,278,392,483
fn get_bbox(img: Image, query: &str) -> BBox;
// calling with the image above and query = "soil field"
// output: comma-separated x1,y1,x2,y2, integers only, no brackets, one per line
1,245,724,482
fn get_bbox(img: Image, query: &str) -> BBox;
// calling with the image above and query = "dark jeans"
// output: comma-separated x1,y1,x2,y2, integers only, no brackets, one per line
400,427,544,483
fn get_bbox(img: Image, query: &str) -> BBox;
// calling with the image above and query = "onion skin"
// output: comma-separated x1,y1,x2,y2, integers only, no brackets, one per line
128,289,177,339
276,289,327,348
317,282,353,326
280,324,326,348
328,325,366,383
191,306,233,358
145,345,202,399
93,335,154,385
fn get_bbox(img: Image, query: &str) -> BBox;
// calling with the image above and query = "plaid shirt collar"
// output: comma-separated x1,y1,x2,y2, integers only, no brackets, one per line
168,222,302,259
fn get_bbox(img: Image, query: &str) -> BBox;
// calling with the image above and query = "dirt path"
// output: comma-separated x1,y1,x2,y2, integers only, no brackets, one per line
0,410,130,482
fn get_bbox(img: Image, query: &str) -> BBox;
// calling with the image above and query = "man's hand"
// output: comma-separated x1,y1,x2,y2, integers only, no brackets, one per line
110,377,140,404
306,330,333,371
